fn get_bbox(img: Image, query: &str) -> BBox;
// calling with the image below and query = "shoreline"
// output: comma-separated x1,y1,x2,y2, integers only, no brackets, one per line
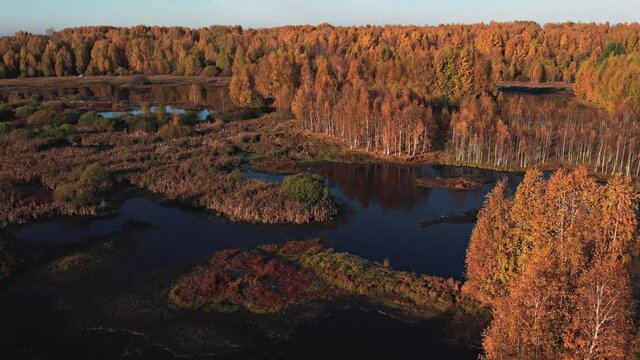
0,75,230,93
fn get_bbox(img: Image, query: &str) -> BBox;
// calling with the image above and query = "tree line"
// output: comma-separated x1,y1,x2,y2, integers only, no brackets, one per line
0,25,239,78
576,46,640,112
225,23,639,156
448,92,640,177
466,168,638,359
1,22,638,81
2,23,639,174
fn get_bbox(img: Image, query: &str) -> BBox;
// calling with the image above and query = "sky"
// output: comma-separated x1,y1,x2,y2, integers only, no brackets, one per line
1,0,639,35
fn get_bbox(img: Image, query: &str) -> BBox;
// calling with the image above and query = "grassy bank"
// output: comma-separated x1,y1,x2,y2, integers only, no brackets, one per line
169,239,483,318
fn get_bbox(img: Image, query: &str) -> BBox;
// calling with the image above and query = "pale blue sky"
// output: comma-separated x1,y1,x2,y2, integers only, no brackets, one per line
1,0,639,35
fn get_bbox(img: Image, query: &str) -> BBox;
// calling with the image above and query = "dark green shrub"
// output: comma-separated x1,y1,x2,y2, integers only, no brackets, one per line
157,123,192,141
281,173,330,204
13,105,37,119
94,117,124,132
79,163,111,191
0,122,13,133
55,184,95,209
38,124,74,138
78,111,100,127
26,94,43,106
144,157,159,169
125,114,158,133
229,168,245,182
0,104,14,121
27,104,80,126
15,94,43,108
179,111,200,126
70,94,87,101
27,108,56,126
60,108,82,124
53,182,76,203
225,143,241,155
68,134,82,145
54,163,112,209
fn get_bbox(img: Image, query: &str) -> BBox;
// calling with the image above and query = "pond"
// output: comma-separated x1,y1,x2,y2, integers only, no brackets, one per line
99,105,211,121
1,162,523,359
13,163,521,280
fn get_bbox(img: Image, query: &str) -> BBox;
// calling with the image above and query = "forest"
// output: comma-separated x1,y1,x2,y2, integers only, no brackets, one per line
466,168,638,359
1,22,638,82
1,23,640,176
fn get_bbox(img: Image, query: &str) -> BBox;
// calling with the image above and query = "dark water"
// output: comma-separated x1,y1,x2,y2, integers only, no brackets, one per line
13,163,521,280
2,163,522,359
249,307,480,360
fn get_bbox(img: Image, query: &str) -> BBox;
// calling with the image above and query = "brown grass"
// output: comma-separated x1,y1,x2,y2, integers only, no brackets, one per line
0,112,361,226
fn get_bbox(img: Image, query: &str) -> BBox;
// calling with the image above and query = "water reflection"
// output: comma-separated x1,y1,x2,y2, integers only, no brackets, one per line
318,163,518,212
0,83,229,111
318,163,423,212
12,163,522,281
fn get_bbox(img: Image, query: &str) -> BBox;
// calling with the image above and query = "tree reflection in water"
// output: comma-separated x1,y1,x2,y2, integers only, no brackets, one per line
318,163,423,212
0,82,230,111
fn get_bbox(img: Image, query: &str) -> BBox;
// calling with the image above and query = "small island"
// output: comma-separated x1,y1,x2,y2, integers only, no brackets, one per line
415,176,485,191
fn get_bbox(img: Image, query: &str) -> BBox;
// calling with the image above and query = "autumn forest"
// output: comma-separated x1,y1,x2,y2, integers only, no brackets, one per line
3,23,639,173
1,17,640,360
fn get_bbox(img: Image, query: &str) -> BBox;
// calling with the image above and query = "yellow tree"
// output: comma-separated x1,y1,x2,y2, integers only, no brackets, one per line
483,244,563,360
229,46,258,106
464,179,512,304
507,168,545,275
291,54,314,130
563,263,634,360
475,169,638,359
562,174,638,359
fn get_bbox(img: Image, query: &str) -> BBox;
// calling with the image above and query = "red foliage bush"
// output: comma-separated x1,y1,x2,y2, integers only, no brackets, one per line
169,239,474,319
169,244,329,313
